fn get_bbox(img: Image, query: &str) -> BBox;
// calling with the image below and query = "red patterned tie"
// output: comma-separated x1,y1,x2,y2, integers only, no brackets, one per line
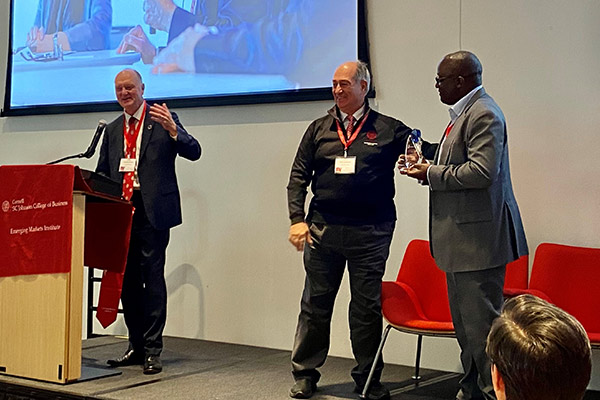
122,116,137,201
346,115,355,139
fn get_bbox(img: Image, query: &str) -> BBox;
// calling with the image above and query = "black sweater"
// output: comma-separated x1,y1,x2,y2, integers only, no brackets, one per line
287,106,417,226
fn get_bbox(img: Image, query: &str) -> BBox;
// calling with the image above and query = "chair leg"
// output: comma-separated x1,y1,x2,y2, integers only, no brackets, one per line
412,334,423,381
360,324,392,399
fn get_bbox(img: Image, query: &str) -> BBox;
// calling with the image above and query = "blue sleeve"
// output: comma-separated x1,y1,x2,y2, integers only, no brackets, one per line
64,0,112,51
192,0,308,75
168,7,201,43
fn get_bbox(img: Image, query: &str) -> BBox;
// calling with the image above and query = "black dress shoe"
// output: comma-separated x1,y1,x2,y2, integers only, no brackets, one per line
107,349,144,367
143,355,163,375
290,378,316,398
354,382,390,400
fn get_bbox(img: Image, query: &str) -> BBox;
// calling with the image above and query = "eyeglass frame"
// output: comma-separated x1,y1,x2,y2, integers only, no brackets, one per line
435,72,480,85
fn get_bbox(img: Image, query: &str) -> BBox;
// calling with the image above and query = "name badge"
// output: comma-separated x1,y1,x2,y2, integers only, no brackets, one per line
119,158,136,172
334,156,356,174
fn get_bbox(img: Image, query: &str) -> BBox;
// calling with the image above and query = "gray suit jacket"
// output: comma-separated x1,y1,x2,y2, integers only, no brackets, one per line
427,88,528,272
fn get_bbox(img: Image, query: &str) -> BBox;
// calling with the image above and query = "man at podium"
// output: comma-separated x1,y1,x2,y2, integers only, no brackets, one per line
96,68,201,374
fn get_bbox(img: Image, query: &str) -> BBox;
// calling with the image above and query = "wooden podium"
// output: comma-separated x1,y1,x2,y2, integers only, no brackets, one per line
0,165,132,383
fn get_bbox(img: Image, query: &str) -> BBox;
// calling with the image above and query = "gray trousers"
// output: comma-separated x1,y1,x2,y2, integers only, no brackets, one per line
291,221,394,386
446,265,505,400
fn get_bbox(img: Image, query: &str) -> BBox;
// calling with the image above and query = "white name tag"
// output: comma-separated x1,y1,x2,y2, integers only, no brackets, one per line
334,156,356,174
119,158,136,172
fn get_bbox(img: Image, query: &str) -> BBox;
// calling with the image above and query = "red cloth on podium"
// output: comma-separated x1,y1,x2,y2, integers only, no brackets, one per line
84,201,133,327
0,165,74,277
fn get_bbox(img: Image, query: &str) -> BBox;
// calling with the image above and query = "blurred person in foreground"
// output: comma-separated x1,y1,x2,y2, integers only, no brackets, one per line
486,294,592,400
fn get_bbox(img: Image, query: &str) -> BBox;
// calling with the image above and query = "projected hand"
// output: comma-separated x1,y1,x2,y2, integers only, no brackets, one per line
149,103,177,137
152,24,209,74
117,25,157,64
144,0,177,32
26,27,70,53
289,222,313,252
26,26,45,50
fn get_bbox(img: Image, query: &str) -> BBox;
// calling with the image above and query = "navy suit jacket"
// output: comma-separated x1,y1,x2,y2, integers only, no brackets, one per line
96,109,201,230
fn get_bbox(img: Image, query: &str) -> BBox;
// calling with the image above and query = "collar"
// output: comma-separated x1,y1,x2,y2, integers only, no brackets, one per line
334,102,369,123
339,105,366,123
448,85,483,122
125,101,146,124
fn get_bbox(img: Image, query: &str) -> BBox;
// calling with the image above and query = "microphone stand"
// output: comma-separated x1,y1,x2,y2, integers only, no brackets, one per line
47,152,90,165
47,122,106,165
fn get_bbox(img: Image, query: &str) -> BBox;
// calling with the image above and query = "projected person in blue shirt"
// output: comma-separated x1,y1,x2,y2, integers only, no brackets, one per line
27,0,112,53
116,0,308,76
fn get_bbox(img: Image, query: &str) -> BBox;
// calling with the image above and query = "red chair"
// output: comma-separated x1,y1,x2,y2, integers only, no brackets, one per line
518,243,600,348
360,240,529,398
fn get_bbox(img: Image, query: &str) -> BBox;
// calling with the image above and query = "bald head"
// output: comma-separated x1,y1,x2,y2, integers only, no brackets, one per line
332,61,370,115
435,51,483,105
115,69,145,115
443,51,482,84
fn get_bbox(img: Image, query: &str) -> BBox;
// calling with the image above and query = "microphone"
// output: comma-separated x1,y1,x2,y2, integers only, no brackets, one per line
47,120,107,164
82,120,107,159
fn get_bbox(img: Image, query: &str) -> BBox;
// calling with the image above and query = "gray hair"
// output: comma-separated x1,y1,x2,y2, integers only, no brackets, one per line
354,60,371,91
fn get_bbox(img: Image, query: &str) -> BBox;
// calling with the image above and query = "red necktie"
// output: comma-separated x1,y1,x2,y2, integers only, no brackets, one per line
122,117,137,201
96,270,124,328
98,116,137,328
346,115,355,140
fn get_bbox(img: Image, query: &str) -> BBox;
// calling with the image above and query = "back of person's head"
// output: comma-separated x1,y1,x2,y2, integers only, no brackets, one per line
486,294,592,400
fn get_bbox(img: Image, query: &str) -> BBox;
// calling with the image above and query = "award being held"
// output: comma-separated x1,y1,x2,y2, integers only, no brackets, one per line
404,129,424,169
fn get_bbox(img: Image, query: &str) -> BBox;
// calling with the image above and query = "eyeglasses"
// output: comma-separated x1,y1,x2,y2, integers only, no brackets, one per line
435,75,455,85
435,72,479,85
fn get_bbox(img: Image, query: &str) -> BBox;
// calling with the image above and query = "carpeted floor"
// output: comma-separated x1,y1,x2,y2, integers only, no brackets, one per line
0,336,598,400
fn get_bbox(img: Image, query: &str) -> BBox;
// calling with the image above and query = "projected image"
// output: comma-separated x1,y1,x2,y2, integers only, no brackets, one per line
6,0,359,113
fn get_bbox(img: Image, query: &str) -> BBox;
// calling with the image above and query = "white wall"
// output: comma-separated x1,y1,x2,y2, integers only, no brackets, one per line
1,0,599,389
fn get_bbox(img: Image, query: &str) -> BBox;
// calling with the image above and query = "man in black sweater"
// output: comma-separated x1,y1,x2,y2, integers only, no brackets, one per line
287,61,433,400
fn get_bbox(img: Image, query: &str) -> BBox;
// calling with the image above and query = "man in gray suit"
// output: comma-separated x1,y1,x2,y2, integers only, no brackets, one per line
400,51,528,400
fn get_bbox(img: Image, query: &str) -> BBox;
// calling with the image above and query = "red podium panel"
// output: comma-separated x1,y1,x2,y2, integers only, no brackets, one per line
0,165,132,383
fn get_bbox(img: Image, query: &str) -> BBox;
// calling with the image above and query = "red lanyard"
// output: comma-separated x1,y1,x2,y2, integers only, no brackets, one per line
335,110,370,155
123,102,146,154
444,122,454,137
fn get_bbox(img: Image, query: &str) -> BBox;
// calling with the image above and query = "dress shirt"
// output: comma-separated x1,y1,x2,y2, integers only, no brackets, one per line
339,106,366,129
449,85,483,123
426,85,484,183
124,102,146,188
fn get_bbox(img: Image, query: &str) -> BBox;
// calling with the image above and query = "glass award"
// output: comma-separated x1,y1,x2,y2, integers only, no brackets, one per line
404,129,424,169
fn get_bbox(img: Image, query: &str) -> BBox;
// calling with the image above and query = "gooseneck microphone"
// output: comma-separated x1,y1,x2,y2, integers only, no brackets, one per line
47,120,107,165
82,120,107,159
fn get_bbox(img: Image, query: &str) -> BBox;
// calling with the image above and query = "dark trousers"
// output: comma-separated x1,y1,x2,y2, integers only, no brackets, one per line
291,222,394,386
122,191,170,357
446,265,505,400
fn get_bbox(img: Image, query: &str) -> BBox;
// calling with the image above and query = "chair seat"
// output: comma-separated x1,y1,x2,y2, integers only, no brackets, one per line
381,281,454,334
389,321,455,336
502,288,553,303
